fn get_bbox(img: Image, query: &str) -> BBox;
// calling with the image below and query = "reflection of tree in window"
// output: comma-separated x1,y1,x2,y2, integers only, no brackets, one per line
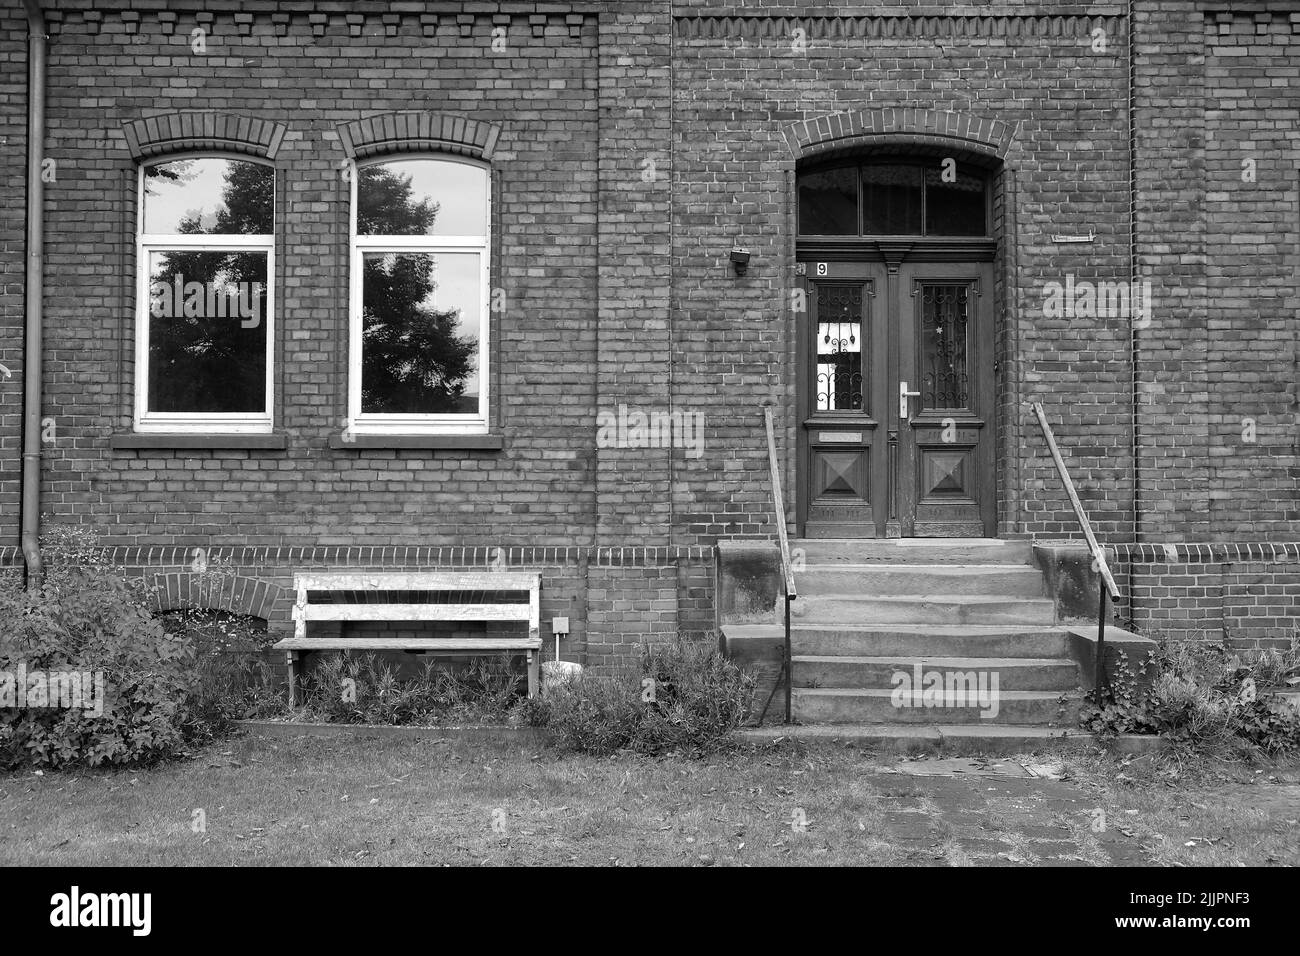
146,160,271,414
358,165,476,414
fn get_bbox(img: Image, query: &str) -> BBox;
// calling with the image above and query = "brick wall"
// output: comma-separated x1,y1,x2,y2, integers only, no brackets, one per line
36,1,601,547
1200,9,1300,538
0,4,26,543
667,3,1135,543
1114,544,1300,650
4,1,1299,667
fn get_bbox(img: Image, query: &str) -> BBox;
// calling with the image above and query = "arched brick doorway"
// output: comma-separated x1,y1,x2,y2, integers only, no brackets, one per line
782,110,1014,538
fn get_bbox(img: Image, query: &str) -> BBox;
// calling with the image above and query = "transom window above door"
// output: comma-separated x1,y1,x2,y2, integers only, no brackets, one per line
797,158,989,238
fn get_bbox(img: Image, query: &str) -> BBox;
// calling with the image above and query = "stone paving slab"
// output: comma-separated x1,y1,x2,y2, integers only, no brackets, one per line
862,759,1149,866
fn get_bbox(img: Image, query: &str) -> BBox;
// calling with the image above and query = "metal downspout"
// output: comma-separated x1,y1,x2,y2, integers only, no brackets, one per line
21,0,46,589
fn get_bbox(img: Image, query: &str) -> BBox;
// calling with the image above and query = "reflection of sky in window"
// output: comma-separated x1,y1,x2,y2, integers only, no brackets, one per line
378,161,486,236
145,160,229,234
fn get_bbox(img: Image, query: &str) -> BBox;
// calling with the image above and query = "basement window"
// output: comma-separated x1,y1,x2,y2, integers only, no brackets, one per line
347,156,490,436
135,157,275,433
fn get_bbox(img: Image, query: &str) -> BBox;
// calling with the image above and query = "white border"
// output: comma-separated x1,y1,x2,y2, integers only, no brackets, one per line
347,156,491,436
134,157,275,434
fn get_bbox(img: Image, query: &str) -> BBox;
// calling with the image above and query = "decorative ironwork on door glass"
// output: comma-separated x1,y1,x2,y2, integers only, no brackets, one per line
920,283,970,409
816,284,864,411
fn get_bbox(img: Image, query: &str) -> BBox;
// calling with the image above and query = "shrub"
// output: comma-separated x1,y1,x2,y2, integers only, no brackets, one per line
0,539,195,769
160,607,281,732
1079,636,1300,757
294,653,522,725
538,640,757,756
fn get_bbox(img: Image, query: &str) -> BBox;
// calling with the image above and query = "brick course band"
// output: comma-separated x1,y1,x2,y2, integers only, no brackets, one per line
336,112,501,162
782,108,1016,161
673,14,1125,40
0,545,715,569
121,112,287,161
43,8,594,39
8,543,1300,569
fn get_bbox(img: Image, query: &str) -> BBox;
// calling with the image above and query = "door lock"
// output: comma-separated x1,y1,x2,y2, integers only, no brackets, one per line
899,381,921,420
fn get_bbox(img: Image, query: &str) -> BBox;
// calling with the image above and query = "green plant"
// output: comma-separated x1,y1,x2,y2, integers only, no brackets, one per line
1078,648,1163,736
161,607,279,732
541,640,757,757
1078,636,1300,757
293,653,522,725
0,531,196,768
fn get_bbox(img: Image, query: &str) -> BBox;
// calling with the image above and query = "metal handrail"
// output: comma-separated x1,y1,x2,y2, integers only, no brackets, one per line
1029,401,1120,701
763,406,796,724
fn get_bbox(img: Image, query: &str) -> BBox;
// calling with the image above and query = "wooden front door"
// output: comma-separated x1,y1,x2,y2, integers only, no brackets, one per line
796,255,995,537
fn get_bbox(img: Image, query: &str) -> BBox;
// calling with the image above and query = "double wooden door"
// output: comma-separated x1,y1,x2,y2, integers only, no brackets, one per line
796,255,995,538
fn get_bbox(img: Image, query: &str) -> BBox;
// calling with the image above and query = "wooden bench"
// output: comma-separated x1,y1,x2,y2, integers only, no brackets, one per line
272,571,542,705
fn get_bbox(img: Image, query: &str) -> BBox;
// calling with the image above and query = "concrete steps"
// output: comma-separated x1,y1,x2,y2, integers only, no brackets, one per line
791,625,1071,658
739,724,1157,757
795,563,1047,597
791,593,1057,626
795,538,1034,565
793,687,1080,725
794,655,1081,692
775,537,1084,730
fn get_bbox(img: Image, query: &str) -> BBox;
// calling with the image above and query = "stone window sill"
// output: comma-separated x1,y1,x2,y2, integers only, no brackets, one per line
327,434,505,451
110,433,287,450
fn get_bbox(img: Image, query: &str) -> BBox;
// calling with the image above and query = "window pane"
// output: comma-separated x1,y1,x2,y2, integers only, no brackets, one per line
861,164,922,234
143,159,273,235
361,251,481,415
797,166,858,235
146,250,268,413
815,284,865,411
357,160,488,236
924,165,987,236
920,284,971,409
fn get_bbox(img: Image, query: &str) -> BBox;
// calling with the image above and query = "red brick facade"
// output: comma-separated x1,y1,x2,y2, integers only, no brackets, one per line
2,1,1298,663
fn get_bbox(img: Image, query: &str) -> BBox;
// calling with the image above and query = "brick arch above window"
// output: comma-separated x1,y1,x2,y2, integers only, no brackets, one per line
336,112,502,161
783,108,1015,164
122,112,288,161
148,571,286,622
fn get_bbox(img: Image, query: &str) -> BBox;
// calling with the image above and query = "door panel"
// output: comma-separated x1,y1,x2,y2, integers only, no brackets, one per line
797,266,887,538
797,257,995,538
898,264,995,536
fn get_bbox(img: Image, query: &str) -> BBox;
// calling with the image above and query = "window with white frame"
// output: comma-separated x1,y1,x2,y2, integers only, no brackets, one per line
349,156,490,435
136,156,275,433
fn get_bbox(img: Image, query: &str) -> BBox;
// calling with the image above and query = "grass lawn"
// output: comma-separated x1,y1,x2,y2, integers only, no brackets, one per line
2,732,1297,866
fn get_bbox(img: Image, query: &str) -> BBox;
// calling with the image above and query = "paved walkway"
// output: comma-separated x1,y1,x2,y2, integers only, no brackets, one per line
861,757,1149,866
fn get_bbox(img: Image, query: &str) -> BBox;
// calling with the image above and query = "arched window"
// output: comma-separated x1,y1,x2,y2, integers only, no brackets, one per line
348,156,490,435
136,156,275,433
797,158,989,238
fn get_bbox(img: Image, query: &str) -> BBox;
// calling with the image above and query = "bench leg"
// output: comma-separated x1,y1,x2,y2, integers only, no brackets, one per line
527,650,539,699
287,651,298,708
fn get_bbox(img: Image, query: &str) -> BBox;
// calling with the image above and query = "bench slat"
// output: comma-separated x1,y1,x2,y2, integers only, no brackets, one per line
273,637,541,651
295,603,532,623
294,572,540,592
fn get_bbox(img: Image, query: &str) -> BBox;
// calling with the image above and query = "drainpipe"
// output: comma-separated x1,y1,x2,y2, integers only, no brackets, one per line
21,0,46,589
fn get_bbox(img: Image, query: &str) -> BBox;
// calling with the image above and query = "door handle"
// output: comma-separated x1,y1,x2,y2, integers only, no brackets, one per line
899,381,921,420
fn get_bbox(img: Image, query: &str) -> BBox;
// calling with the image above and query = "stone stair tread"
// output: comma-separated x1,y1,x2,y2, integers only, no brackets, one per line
792,655,1071,667
743,723,1090,740
724,623,1065,635
738,723,1156,755
802,593,1052,603
796,563,1040,571
795,687,1077,700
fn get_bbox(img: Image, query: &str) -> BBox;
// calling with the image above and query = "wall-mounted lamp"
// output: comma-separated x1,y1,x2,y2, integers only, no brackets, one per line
730,247,751,276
